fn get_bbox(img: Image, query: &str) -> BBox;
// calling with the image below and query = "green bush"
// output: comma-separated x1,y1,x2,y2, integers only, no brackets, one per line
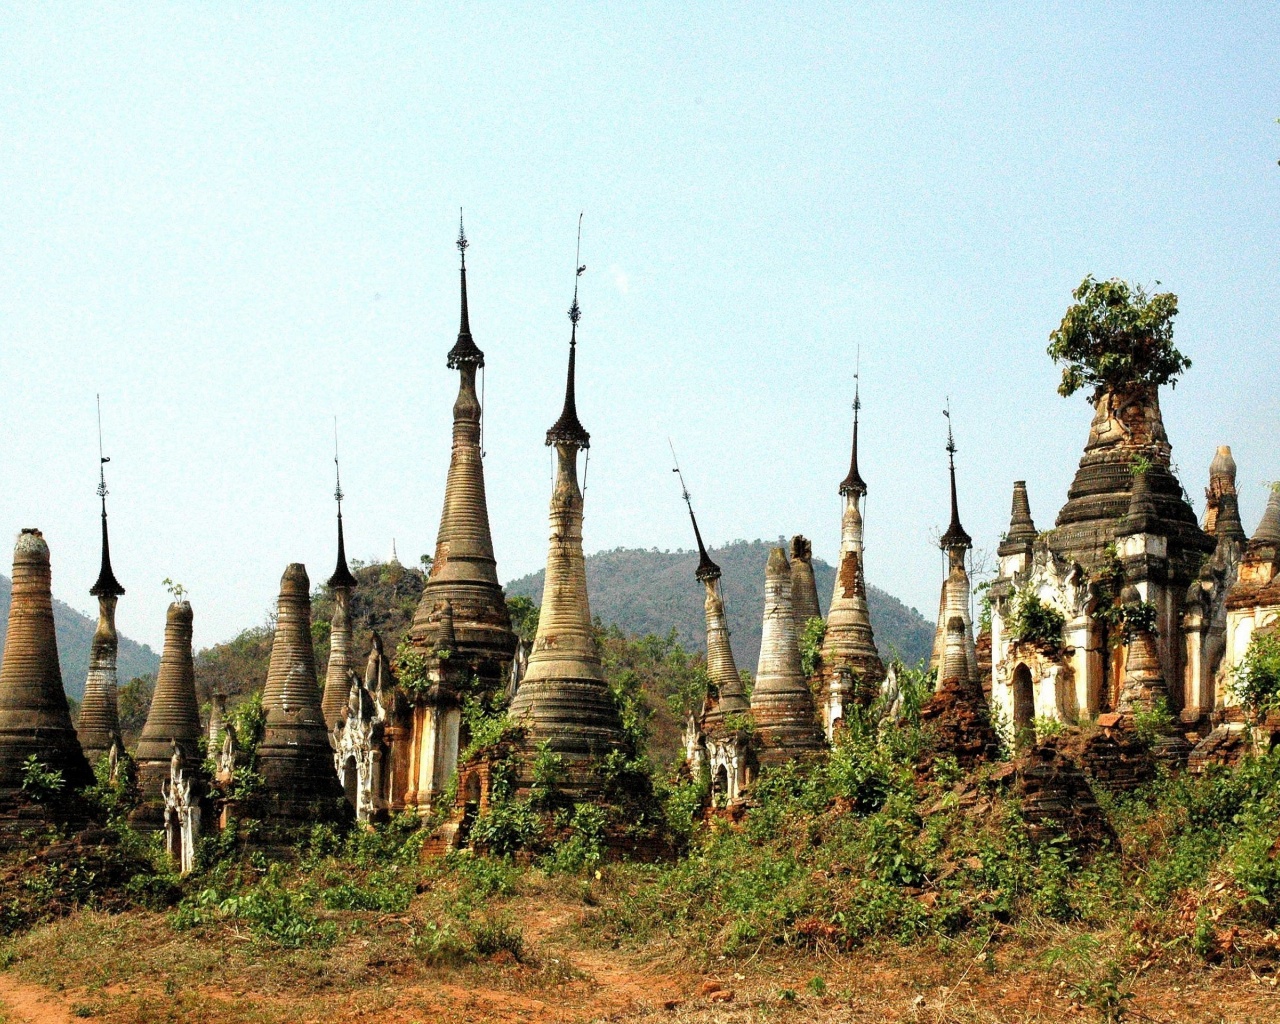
1231,631,1280,716
1007,589,1065,650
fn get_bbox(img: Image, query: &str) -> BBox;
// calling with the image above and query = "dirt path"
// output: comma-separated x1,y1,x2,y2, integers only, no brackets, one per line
0,974,74,1024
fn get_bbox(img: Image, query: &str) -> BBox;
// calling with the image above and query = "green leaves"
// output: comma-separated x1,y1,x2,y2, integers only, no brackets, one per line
1047,276,1188,397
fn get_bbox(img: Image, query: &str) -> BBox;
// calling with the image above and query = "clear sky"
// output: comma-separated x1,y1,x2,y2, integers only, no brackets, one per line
1,4,1277,653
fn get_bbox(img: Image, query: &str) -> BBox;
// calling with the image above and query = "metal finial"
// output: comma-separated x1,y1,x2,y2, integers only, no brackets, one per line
96,394,110,503
456,208,468,265
568,212,585,327
853,345,861,416
944,398,956,461
333,417,344,507
670,439,720,581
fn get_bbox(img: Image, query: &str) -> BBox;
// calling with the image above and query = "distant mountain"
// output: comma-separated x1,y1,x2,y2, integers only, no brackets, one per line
505,540,934,672
0,575,161,700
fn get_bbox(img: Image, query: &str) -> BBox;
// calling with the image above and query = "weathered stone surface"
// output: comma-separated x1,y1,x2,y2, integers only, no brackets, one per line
750,547,826,767
0,530,91,792
1009,739,1112,848
789,536,821,628
919,617,999,768
132,601,202,827
255,564,347,825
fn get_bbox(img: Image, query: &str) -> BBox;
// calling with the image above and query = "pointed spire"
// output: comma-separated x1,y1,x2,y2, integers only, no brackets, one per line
546,216,591,450
998,481,1038,556
447,210,485,369
1119,466,1160,536
90,402,124,598
1254,485,1280,546
257,564,346,815
326,427,358,590
839,372,867,497
939,403,972,551
671,444,720,581
135,601,202,763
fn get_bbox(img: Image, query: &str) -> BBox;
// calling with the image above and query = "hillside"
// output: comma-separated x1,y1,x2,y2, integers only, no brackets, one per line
504,540,934,671
0,574,160,700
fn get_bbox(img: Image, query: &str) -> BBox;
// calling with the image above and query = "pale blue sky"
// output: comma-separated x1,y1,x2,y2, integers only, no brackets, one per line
1,3,1277,652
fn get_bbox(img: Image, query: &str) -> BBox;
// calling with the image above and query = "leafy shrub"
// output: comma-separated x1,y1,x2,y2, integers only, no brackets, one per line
321,874,412,913
1230,631,1280,716
20,757,65,804
1007,589,1065,650
1047,275,1187,397
1132,698,1174,745
469,800,543,857
799,617,826,677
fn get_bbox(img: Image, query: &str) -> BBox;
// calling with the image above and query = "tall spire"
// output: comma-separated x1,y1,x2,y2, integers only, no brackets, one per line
80,402,125,764
671,453,748,724
409,219,515,675
545,214,591,451
90,398,124,598
940,402,972,551
671,443,720,581
507,222,625,798
446,210,484,369
322,424,360,727
839,369,867,498
327,423,358,591
1253,485,1280,547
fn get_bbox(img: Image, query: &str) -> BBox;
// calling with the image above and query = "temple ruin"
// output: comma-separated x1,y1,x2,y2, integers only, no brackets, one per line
989,378,1217,737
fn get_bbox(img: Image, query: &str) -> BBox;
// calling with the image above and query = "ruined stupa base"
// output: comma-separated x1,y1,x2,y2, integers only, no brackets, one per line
991,739,1113,850
918,679,1000,769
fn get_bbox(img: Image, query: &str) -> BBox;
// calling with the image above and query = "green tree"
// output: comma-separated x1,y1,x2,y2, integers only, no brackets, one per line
1047,276,1188,398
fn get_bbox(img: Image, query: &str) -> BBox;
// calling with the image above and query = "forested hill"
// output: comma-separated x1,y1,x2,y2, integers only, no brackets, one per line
0,574,161,700
504,540,934,671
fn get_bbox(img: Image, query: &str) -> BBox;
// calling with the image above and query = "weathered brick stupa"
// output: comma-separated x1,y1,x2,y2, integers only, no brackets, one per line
506,265,628,797
320,454,359,729
920,615,999,768
409,220,516,685
77,471,126,766
819,383,885,733
677,471,754,805
131,600,203,827
930,412,979,686
255,564,347,825
750,546,827,767
789,536,821,629
0,530,92,791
